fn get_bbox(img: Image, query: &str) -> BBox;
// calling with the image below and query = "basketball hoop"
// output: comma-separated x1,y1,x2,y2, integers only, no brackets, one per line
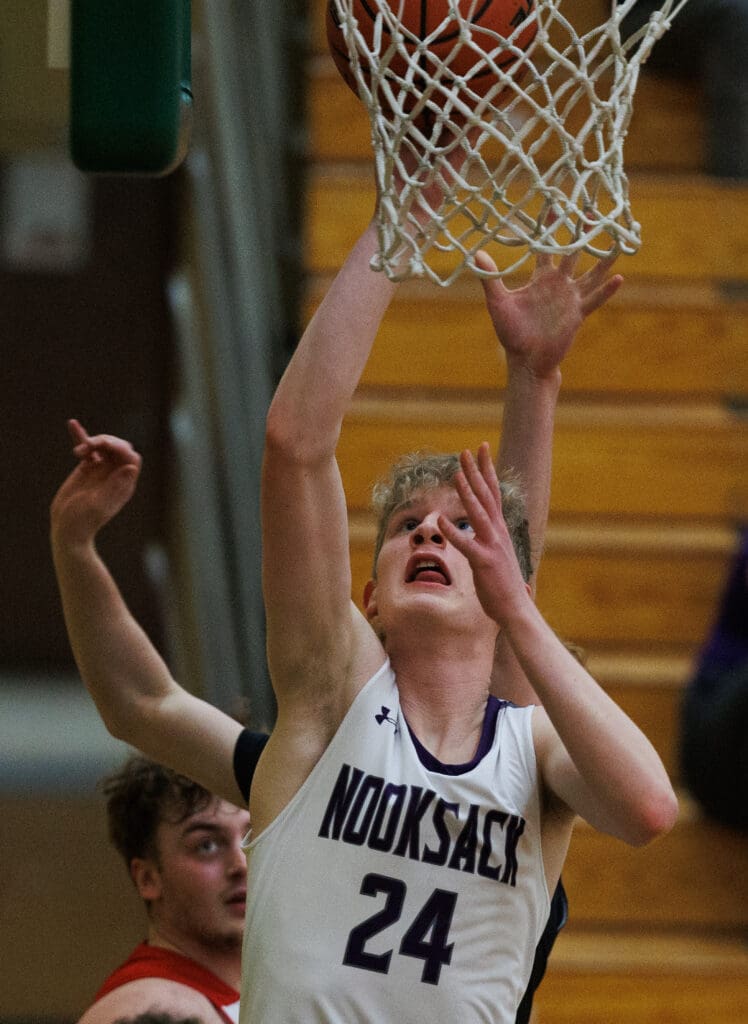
329,0,692,284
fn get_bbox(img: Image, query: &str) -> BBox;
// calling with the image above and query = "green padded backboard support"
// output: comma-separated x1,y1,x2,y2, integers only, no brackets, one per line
70,0,192,175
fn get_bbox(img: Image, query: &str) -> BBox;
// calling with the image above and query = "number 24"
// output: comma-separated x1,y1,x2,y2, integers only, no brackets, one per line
343,872,457,985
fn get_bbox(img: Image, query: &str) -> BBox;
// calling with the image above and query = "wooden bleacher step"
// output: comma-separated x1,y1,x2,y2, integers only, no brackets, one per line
533,926,748,1024
337,396,748,519
563,793,748,929
304,275,748,398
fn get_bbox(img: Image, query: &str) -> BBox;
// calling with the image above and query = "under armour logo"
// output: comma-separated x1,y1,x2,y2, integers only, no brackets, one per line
375,705,398,729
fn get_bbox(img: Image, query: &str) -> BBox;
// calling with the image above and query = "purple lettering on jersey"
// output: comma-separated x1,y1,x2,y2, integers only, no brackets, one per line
392,786,436,858
369,783,409,851
318,763,365,839
319,763,527,887
422,799,461,866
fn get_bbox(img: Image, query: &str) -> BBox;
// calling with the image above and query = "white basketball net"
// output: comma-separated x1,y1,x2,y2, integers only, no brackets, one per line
330,0,692,284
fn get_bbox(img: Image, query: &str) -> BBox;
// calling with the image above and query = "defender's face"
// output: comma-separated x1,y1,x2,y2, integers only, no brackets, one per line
147,798,251,952
370,485,491,632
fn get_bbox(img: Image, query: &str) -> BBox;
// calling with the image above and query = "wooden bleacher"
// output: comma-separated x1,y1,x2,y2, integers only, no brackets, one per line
303,1,748,1020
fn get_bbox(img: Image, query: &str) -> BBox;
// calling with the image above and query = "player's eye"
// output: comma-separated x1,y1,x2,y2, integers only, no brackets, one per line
455,518,474,532
395,516,419,532
194,837,220,855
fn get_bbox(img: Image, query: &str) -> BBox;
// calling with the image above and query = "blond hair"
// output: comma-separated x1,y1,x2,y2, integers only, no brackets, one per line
371,451,532,582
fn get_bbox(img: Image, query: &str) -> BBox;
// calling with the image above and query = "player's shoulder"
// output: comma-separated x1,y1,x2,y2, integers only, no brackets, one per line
529,702,555,751
77,976,222,1024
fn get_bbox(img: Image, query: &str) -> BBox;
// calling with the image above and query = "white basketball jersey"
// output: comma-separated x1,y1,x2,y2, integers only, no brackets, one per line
241,660,549,1023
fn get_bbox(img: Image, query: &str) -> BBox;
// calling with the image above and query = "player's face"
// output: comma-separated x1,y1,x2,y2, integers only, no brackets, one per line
149,798,251,953
371,485,492,633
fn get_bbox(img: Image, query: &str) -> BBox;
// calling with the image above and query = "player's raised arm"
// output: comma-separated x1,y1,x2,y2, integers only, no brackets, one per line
259,148,464,731
51,420,245,807
486,249,622,580
483,250,623,704
261,221,398,719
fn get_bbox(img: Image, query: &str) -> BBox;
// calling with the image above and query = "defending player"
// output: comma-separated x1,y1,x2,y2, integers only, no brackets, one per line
78,756,248,1024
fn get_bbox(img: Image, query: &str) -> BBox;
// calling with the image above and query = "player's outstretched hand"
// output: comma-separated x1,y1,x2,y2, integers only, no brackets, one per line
50,419,142,548
438,442,531,626
476,248,623,380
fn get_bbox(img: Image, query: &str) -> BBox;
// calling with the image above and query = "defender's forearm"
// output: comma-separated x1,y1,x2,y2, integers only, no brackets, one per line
498,362,561,583
493,365,561,705
52,537,174,743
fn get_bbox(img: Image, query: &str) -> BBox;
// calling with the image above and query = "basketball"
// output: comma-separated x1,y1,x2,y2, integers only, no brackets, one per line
326,0,538,120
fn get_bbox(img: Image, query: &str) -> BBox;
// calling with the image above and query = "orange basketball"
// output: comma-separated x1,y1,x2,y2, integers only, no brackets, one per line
327,0,537,120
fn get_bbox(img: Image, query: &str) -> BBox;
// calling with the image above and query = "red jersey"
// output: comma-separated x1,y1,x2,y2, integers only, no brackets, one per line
94,942,240,1023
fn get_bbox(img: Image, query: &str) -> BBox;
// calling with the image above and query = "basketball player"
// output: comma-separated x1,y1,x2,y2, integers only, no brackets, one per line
52,211,659,1019
77,756,248,1024
237,215,676,1019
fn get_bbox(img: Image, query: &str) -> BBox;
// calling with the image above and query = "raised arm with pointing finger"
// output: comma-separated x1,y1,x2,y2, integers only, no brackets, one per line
50,419,246,808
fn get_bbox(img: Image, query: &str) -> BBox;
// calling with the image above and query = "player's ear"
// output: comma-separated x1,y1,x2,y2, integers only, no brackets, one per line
130,857,162,902
364,579,387,641
363,579,377,620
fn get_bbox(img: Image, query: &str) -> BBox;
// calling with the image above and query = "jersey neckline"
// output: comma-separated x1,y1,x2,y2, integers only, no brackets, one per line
406,694,507,775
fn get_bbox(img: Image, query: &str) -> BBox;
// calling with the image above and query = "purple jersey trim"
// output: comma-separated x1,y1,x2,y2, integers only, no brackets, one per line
407,695,508,775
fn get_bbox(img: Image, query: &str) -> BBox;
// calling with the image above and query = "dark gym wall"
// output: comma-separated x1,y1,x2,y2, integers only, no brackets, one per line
1,170,177,673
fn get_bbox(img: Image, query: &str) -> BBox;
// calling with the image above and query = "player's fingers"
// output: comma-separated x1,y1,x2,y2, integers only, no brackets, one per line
580,273,624,315
110,463,140,496
580,252,619,290
458,449,498,527
452,465,493,537
558,250,580,276
475,249,500,277
476,251,511,310
79,434,140,465
67,418,89,445
438,511,483,564
536,209,560,270
476,443,502,510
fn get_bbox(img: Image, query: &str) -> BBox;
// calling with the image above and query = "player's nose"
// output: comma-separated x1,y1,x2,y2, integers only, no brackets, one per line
225,838,247,875
411,513,445,548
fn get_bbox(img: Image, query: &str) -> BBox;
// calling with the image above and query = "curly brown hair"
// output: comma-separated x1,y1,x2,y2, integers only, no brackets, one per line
101,754,213,868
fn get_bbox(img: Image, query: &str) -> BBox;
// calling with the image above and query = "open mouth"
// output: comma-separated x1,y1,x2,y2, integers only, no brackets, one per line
406,556,451,585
